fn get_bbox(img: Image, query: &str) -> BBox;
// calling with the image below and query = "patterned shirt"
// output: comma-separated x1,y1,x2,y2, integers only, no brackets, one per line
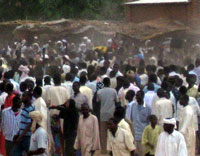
19,104,35,136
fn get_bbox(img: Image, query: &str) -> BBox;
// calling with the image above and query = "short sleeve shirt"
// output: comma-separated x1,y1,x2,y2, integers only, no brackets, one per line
29,127,48,156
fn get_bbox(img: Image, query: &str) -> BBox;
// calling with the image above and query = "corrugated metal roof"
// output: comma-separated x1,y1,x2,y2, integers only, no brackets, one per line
124,0,190,5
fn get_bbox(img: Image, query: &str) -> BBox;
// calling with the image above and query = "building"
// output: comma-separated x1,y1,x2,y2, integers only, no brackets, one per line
124,0,200,25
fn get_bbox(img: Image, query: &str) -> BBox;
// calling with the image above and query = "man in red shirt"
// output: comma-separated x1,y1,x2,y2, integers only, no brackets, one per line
4,83,16,108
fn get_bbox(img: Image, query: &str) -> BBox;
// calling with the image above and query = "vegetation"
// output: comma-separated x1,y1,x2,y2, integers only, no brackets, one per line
0,0,124,21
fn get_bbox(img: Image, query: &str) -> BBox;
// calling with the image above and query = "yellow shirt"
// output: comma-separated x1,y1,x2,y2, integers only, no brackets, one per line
142,125,162,155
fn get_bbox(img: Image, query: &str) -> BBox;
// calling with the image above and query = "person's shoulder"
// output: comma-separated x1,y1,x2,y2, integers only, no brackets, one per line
2,107,11,113
35,127,47,136
90,114,98,121
172,130,185,139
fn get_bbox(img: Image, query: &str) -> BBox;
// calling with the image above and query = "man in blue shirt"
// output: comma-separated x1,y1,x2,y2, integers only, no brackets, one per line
131,90,151,156
11,91,35,156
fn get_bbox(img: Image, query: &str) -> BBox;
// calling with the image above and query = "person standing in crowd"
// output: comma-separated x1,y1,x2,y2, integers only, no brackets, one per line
186,74,199,99
125,90,136,121
62,73,73,96
46,73,69,156
28,111,48,156
142,115,162,156
178,95,196,156
155,118,187,156
50,99,79,156
11,91,35,156
74,103,101,156
1,96,22,156
144,83,156,110
4,83,16,108
107,118,136,156
130,90,151,156
71,81,89,110
32,86,48,131
79,75,93,110
97,77,118,154
152,88,173,125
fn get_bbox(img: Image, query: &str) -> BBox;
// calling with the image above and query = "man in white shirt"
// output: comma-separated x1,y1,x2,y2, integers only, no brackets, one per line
1,96,22,156
144,83,156,109
107,118,135,156
152,88,173,125
62,73,73,96
178,95,196,156
28,111,48,156
33,86,48,131
79,75,93,110
155,118,187,156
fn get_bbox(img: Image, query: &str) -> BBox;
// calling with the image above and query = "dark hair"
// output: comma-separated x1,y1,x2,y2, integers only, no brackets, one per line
53,74,61,85
36,77,43,87
13,96,21,105
180,94,189,103
126,90,135,98
80,75,87,84
33,86,42,96
44,76,51,84
6,83,13,92
114,106,125,119
103,77,110,86
179,86,187,95
148,74,157,83
157,88,165,98
147,83,154,91
148,115,157,122
65,73,74,81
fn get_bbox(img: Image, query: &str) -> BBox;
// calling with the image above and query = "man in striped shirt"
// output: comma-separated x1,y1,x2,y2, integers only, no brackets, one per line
1,96,22,156
11,91,35,156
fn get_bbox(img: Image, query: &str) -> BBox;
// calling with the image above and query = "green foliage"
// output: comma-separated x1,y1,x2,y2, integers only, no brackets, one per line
0,0,124,21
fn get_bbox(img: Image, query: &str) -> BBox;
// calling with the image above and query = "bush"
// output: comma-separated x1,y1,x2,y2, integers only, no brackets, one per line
0,0,124,21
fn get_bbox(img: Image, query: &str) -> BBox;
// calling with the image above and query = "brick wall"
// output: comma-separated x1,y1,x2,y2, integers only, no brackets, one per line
124,0,200,25
125,3,189,23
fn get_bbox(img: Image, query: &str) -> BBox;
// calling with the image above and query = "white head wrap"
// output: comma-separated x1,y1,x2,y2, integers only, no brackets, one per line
29,111,43,132
163,118,176,125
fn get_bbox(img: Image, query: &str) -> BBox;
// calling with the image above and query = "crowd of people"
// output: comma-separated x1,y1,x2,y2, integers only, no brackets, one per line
0,35,199,156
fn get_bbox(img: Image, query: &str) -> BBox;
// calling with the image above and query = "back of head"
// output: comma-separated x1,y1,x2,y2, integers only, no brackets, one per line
36,77,43,87
157,88,165,98
13,96,21,106
33,86,42,97
187,64,195,71
5,83,13,92
44,76,51,84
53,73,61,85
114,106,125,120
65,73,74,82
169,64,177,72
103,77,110,87
179,86,187,95
147,82,154,91
80,75,87,85
148,74,157,83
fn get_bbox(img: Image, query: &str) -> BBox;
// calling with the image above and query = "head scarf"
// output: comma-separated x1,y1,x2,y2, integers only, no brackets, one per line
18,65,30,81
29,111,43,132
163,118,176,126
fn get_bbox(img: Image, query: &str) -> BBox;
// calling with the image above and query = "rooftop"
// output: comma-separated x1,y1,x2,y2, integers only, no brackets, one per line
124,0,190,5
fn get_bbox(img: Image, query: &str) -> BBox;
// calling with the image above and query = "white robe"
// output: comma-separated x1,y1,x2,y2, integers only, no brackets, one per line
178,105,196,156
74,114,101,156
152,97,173,125
46,86,69,115
33,97,48,131
80,86,93,110
155,130,187,156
